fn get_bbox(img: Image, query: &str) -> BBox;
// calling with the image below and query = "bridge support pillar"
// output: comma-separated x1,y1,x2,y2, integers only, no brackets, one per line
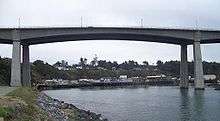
22,44,31,87
180,44,188,89
193,31,204,90
10,30,21,87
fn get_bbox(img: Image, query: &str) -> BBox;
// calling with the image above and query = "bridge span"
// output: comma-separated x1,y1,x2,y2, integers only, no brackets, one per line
1,27,220,89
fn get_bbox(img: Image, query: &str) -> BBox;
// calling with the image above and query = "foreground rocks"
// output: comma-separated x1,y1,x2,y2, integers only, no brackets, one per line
37,93,108,121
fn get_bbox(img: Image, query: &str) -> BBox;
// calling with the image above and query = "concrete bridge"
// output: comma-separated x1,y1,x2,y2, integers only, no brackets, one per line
1,27,220,89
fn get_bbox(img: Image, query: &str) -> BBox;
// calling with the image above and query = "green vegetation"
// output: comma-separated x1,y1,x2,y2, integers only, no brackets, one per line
6,87,38,105
25,59,220,84
1,56,220,85
0,87,51,121
0,57,11,85
0,107,13,118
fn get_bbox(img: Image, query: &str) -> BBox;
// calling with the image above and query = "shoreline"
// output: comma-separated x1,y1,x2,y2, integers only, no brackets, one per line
37,92,108,121
37,80,219,91
37,81,177,90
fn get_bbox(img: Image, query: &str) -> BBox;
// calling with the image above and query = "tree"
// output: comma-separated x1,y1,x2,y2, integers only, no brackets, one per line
0,57,11,85
143,61,149,66
90,54,98,67
156,60,163,67
53,61,61,67
79,58,87,68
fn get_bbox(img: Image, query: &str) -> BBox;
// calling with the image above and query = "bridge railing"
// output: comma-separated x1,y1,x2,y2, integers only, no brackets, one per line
0,24,220,31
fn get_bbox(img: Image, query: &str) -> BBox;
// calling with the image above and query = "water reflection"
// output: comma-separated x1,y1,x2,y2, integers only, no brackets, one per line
192,90,206,121
180,89,191,121
180,89,206,121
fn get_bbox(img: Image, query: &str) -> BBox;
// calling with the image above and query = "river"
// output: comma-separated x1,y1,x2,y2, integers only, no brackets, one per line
44,86,220,121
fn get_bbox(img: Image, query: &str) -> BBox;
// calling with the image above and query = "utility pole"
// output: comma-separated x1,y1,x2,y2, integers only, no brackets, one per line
141,18,143,28
195,16,199,30
80,16,83,27
18,17,21,28
18,17,21,40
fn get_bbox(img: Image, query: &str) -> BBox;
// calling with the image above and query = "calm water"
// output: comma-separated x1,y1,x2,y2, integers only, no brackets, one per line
44,86,220,121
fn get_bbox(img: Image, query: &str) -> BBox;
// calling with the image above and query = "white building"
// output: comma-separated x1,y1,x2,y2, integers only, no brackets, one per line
204,75,216,80
189,74,216,81
119,75,127,79
146,74,166,79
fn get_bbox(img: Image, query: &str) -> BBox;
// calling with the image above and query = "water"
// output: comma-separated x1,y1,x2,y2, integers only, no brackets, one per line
44,86,220,121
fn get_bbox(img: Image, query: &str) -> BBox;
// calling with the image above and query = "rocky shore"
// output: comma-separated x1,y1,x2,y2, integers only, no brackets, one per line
37,92,108,121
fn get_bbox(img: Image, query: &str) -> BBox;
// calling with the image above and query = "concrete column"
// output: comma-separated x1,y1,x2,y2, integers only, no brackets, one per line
193,31,205,90
180,44,188,89
22,44,31,87
10,30,21,87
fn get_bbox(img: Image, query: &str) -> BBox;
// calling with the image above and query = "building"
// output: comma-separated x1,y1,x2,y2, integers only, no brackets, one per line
204,75,216,80
146,74,166,79
131,77,145,82
45,79,58,85
119,75,127,79
189,74,216,81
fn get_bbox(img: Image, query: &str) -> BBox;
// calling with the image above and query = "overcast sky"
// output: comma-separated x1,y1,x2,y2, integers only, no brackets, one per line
0,0,220,65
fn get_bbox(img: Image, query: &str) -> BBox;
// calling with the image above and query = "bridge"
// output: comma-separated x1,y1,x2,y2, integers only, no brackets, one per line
1,27,220,89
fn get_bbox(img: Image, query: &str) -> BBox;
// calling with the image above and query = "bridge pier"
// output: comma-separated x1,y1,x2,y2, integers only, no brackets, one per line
193,31,204,90
10,30,22,87
22,44,31,87
180,44,189,89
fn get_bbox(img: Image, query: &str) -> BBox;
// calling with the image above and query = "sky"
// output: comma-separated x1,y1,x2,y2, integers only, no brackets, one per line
0,0,220,65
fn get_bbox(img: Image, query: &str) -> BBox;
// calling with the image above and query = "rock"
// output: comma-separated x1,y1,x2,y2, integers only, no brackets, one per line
37,92,107,121
0,117,4,121
97,114,101,117
87,110,91,114
69,104,76,109
61,103,69,109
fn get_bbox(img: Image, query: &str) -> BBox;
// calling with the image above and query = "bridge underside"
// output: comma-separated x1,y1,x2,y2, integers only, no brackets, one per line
1,34,194,45
22,34,193,45
0,39,12,44
2,35,220,46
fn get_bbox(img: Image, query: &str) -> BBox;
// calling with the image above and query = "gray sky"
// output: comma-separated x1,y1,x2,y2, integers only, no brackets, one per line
0,0,220,64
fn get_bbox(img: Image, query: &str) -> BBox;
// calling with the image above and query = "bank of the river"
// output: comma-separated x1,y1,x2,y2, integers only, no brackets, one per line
0,87,107,121
38,92,107,121
37,80,176,90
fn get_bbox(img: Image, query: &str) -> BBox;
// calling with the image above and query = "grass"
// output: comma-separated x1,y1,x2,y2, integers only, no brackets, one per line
6,87,38,105
0,87,51,121
0,107,13,118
